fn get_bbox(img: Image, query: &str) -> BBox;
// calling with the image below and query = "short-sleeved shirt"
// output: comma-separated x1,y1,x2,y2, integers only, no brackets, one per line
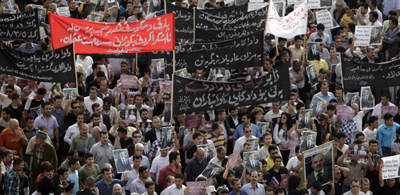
37,173,60,194
207,132,226,148
33,114,59,139
185,157,208,182
89,142,115,169
0,127,27,158
79,164,100,184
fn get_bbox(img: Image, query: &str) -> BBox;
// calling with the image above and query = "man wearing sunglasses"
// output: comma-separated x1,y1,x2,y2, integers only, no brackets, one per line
343,179,362,195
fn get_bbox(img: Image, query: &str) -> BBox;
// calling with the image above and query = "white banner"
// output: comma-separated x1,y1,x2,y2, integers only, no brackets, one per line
56,7,71,17
354,26,384,46
266,0,308,38
381,155,400,180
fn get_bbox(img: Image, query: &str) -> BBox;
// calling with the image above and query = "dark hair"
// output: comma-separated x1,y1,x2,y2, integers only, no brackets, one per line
299,188,308,195
92,63,100,71
268,144,278,153
336,132,346,139
91,113,100,120
2,107,11,115
139,165,148,174
64,181,75,192
2,149,13,158
278,37,287,42
100,131,108,137
25,115,34,122
390,17,399,27
140,109,148,115
348,23,356,33
273,155,282,162
42,163,54,172
5,84,14,91
370,11,378,19
384,113,393,121
169,152,179,163
145,181,155,188
91,103,101,111
192,132,202,140
13,157,24,167
90,86,98,91
57,167,68,176
175,173,184,180
329,98,338,104
117,127,127,134
294,35,302,41
38,87,47,95
327,104,336,111
315,38,322,42
316,23,325,31
296,102,305,110
69,157,79,167
85,152,94,159
68,149,77,157
275,189,284,195
11,93,20,101
260,159,267,165
312,181,322,191
355,132,364,139
369,139,379,145
215,109,226,117
54,95,63,101
103,96,113,104
295,145,300,153
360,2,368,9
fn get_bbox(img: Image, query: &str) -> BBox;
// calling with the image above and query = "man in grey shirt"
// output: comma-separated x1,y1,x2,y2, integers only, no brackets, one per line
90,131,115,169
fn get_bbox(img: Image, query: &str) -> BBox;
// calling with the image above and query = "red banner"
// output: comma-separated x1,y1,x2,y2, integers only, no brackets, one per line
49,13,175,54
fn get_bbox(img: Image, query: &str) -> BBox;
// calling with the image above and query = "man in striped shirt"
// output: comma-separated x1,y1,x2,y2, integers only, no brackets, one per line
207,122,227,149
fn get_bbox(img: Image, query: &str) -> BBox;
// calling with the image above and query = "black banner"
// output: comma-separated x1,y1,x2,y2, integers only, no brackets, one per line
195,6,267,42
0,43,76,82
172,64,291,114
341,55,400,90
166,3,248,39
147,32,264,74
0,9,40,41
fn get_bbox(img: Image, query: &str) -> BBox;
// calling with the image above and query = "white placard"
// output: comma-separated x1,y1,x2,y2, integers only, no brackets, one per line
248,2,268,12
39,26,47,39
381,155,400,180
316,10,334,29
354,26,384,46
57,7,71,17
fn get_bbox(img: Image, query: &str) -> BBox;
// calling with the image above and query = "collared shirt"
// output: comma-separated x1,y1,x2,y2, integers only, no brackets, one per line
368,20,382,26
339,160,371,187
310,92,335,111
264,110,283,122
70,133,91,152
289,67,305,89
95,179,126,195
128,177,152,194
64,123,81,144
83,96,103,114
4,169,20,195
158,164,182,189
207,132,226,148
87,123,107,134
356,12,370,25
234,135,259,152
128,155,150,170
121,168,139,191
164,183,187,195
229,114,239,127
309,32,331,46
185,157,208,182
308,188,326,195
103,106,119,125
89,142,115,169
241,183,265,195
18,43,37,54
377,122,400,154
384,27,400,46
51,106,65,136
0,127,27,158
232,123,262,140
287,156,301,170
36,146,44,164
1,161,12,174
33,114,59,139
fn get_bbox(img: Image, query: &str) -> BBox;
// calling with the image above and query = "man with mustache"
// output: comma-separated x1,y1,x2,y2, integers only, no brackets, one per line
306,153,333,189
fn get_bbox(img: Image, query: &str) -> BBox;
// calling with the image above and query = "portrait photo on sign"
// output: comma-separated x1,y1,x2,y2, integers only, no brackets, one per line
174,68,188,78
273,2,285,17
63,88,77,100
300,131,317,152
310,97,326,117
307,42,321,62
113,149,131,173
120,109,137,123
142,140,151,156
298,109,313,130
30,106,43,118
243,151,260,173
201,162,223,178
142,86,160,97
350,131,363,144
246,139,259,151
381,106,398,119
348,144,369,158
346,92,359,106
360,86,375,110
139,122,152,134
198,144,212,159
306,64,319,87
210,68,226,81
250,70,263,79
4,0,15,9
161,127,173,149
320,0,332,8
369,26,383,45
257,122,270,135
151,59,165,80
90,13,104,22
303,142,334,189
164,102,171,122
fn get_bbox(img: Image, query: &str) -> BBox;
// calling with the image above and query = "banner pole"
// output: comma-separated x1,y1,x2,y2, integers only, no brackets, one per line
164,0,167,14
193,8,196,43
340,53,344,90
302,33,307,68
264,3,269,44
135,53,138,73
171,50,175,120
73,43,78,93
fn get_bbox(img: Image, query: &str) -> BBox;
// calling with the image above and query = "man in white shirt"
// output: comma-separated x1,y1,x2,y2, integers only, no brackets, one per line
84,86,103,114
363,116,378,144
371,93,395,125
76,55,94,71
233,125,258,152
164,173,188,195
367,11,382,26
64,113,85,145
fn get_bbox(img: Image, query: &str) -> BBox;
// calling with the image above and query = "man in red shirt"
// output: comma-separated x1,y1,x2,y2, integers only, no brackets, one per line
0,119,28,158
158,152,181,189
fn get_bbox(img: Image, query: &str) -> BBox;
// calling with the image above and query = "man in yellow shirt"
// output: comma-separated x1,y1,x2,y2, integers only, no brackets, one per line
340,5,357,38
265,144,284,170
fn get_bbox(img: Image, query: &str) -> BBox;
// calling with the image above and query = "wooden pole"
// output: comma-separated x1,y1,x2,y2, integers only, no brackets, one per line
73,44,78,93
193,8,196,43
171,50,175,120
164,0,167,14
135,53,138,73
263,3,269,44
339,52,344,90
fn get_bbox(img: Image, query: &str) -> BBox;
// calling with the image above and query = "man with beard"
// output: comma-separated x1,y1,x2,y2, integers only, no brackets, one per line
241,171,265,195
88,113,107,134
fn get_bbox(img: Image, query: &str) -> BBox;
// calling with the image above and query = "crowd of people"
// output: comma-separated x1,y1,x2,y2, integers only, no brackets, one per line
0,0,400,194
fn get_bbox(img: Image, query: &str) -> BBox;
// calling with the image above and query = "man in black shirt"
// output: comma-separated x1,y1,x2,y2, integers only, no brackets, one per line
269,37,291,62
77,176,99,195
186,132,204,162
37,164,61,195
8,93,23,123
120,2,135,21
69,0,83,19
379,163,400,194
65,100,80,127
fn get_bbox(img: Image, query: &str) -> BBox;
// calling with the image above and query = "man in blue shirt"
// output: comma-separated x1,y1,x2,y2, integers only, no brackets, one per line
377,113,400,156
241,171,265,195
67,157,80,195
232,113,262,146
51,95,65,160
310,82,335,112
95,167,128,195
229,178,247,195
